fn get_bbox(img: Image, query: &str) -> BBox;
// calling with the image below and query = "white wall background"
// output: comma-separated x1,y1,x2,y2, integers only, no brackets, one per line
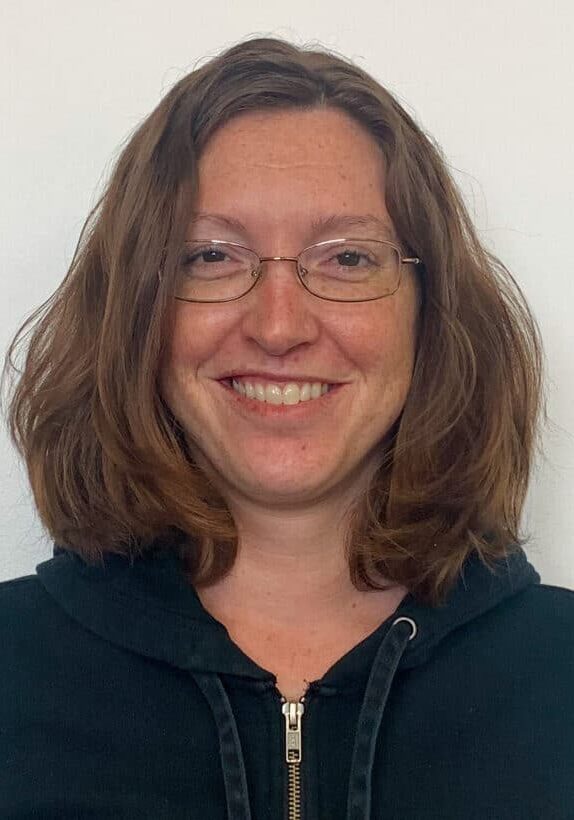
1,0,572,587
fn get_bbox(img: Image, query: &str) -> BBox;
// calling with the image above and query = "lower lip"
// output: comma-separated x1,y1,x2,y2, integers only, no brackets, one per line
215,379,343,418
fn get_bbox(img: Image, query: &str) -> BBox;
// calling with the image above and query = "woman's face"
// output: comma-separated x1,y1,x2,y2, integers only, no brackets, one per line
160,107,421,510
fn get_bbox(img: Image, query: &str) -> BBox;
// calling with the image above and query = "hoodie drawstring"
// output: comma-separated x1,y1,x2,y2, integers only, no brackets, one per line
345,616,417,820
193,672,253,820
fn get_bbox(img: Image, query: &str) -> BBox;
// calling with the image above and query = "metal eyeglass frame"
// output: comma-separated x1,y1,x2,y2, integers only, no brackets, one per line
162,237,422,304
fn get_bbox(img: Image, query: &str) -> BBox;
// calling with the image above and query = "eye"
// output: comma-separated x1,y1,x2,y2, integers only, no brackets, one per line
182,247,229,266
200,249,227,263
334,250,365,267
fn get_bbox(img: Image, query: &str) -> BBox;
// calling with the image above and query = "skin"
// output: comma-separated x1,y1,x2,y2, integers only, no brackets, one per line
159,108,421,693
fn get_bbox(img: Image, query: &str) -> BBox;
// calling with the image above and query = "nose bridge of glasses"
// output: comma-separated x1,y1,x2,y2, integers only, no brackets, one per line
259,254,300,265
256,255,305,282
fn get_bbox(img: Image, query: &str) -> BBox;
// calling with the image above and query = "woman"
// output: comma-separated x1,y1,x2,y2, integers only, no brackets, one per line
1,36,572,820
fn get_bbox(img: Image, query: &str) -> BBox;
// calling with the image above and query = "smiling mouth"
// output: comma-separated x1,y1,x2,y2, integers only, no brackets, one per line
217,378,340,410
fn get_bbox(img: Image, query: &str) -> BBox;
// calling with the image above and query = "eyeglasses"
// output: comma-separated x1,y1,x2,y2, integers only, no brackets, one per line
171,238,421,303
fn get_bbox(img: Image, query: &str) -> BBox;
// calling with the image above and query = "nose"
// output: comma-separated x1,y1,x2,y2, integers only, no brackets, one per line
239,258,321,356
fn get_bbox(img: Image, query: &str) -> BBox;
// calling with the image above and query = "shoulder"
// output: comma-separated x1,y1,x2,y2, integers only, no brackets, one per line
467,581,574,649
520,581,574,606
0,571,57,618
451,583,574,692
0,572,50,622
0,572,61,646
497,582,574,634
422,582,574,692
0,572,86,671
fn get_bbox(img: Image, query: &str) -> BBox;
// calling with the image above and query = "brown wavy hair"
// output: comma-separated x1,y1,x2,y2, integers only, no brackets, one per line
1,35,547,606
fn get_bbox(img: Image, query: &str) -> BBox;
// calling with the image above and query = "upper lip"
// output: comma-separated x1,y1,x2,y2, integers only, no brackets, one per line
217,371,343,384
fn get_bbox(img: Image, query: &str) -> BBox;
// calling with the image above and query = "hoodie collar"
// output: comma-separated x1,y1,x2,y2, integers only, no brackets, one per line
37,538,540,687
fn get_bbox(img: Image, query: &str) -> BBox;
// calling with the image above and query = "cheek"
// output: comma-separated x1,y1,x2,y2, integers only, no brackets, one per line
341,296,418,382
159,315,201,409
159,306,238,416
163,306,225,372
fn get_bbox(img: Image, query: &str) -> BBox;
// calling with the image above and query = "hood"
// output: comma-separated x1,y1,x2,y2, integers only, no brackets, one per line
36,535,540,820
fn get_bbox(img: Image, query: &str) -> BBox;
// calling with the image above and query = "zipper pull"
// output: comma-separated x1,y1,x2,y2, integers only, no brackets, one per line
281,701,305,763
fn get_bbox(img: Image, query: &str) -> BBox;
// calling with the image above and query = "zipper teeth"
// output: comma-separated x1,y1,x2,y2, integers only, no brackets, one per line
287,761,302,820
282,699,305,820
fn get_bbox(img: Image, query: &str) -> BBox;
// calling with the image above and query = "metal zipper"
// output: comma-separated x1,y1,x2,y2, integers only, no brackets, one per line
281,695,307,820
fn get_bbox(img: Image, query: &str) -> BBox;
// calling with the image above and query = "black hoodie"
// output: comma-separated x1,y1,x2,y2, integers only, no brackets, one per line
1,538,573,819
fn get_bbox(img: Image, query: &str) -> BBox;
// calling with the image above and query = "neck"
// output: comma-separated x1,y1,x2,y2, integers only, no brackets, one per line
195,492,404,631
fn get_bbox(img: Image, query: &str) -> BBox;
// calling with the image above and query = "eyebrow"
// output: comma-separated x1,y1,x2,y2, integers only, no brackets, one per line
188,212,396,242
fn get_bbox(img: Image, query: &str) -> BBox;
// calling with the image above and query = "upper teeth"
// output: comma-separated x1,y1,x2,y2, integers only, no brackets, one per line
231,379,330,405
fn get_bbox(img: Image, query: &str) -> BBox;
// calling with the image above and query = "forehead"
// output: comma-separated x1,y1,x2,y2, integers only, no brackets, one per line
193,108,392,241
200,107,384,165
